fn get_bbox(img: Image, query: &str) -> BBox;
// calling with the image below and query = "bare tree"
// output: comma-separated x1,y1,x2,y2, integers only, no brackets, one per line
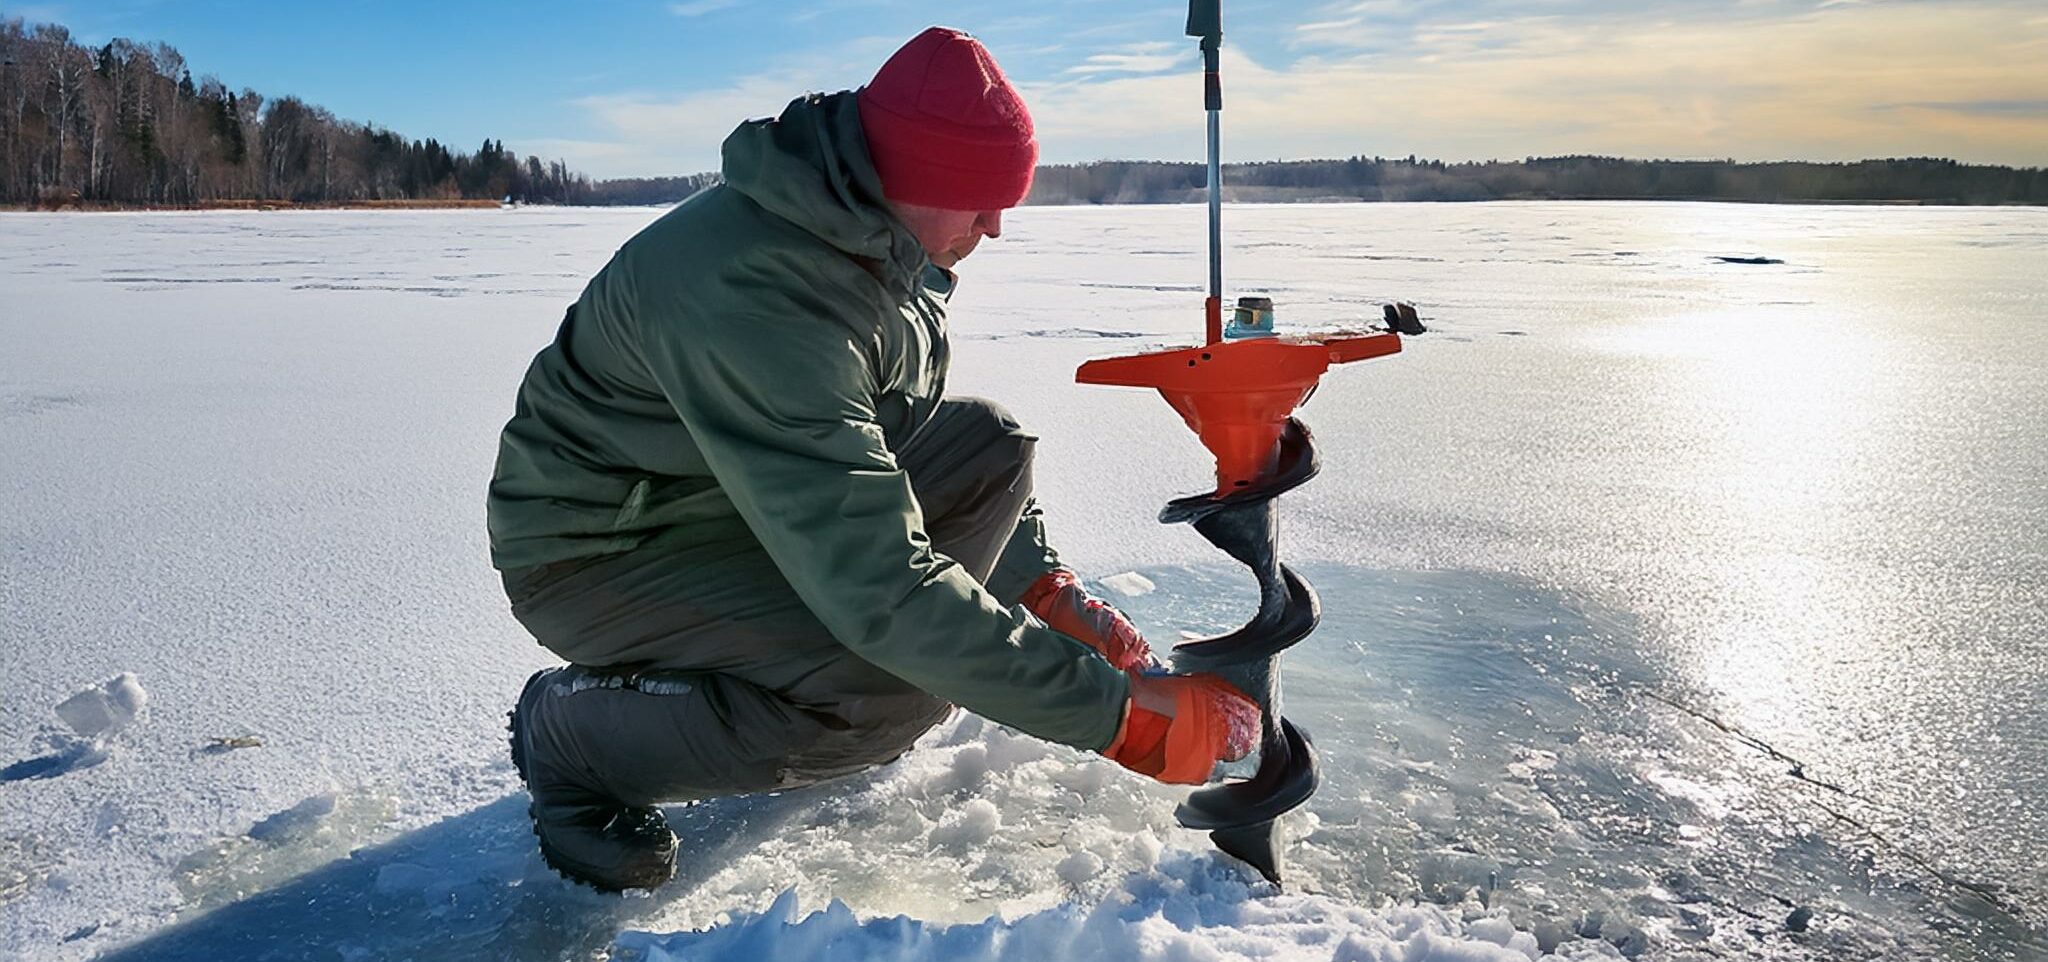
38,23,90,194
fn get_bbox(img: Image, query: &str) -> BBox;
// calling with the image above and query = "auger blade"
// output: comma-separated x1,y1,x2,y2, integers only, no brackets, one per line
1174,718,1319,832
1160,419,1320,526
1212,824,1283,887
1172,560,1319,669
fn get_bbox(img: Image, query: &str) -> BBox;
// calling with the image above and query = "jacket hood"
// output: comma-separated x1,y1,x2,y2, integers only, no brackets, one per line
720,91,930,298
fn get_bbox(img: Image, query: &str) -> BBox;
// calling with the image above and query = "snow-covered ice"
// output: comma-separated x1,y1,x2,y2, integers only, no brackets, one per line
3,203,2046,961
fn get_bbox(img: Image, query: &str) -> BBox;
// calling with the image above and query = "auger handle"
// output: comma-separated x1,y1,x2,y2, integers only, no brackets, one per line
1188,0,1224,343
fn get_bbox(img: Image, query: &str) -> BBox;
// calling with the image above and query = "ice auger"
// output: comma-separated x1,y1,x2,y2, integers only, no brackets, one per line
1074,0,1413,886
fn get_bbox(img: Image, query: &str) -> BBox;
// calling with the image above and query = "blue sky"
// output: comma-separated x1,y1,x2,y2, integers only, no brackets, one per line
14,0,2048,178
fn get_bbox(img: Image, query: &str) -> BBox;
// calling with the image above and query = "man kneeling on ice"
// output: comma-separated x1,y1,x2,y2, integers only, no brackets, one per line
488,27,1261,892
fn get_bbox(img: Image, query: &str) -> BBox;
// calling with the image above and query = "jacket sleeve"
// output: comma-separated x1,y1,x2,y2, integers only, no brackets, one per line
636,305,1130,752
986,499,1065,606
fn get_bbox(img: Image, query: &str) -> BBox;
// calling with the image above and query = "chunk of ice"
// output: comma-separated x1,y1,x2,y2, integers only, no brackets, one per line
53,673,147,740
1099,572,1157,598
929,798,1002,852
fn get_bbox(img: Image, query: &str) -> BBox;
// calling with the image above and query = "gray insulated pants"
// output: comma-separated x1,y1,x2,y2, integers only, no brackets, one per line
501,397,1055,807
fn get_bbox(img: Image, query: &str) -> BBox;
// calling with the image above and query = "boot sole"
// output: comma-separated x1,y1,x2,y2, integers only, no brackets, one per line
508,669,677,893
529,804,678,892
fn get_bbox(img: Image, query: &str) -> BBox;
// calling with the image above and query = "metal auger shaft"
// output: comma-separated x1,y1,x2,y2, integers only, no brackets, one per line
1161,419,1324,886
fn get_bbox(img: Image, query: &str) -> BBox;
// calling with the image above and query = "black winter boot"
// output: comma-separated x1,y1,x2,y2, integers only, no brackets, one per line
508,667,678,892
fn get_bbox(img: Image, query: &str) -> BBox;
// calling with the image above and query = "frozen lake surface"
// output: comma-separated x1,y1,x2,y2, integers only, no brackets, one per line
2,202,2045,961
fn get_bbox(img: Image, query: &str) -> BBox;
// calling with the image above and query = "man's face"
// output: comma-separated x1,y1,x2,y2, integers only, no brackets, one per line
892,203,1005,270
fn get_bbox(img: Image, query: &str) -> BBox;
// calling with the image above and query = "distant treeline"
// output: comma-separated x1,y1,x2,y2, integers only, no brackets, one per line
592,155,2048,209
1025,156,2048,206
579,173,722,207
0,18,591,206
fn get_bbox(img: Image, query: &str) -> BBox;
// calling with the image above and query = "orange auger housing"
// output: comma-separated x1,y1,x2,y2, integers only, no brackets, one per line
1074,321,1405,888
1076,331,1402,492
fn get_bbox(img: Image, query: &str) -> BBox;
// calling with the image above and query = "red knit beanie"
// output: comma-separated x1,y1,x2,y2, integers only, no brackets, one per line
857,27,1038,211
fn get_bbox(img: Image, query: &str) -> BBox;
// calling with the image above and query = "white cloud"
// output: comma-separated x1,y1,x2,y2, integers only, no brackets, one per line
525,39,899,178
534,1,2048,177
1027,2,2048,167
534,79,817,178
667,0,738,15
1335,0,1426,17
1065,42,1189,75
1297,17,1364,33
783,0,896,25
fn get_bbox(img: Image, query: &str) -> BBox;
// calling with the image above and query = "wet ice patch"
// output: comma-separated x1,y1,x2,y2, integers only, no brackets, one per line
594,564,1965,961
245,792,341,843
173,789,399,911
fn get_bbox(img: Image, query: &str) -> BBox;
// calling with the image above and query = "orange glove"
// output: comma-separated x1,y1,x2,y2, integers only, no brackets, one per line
1104,672,1262,785
1020,569,1154,672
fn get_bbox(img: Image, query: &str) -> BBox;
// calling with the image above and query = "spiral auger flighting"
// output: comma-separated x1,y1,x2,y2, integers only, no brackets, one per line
1163,418,1322,884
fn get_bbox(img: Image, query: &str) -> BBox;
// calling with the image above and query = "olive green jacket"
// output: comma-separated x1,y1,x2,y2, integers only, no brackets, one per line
486,91,1128,751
